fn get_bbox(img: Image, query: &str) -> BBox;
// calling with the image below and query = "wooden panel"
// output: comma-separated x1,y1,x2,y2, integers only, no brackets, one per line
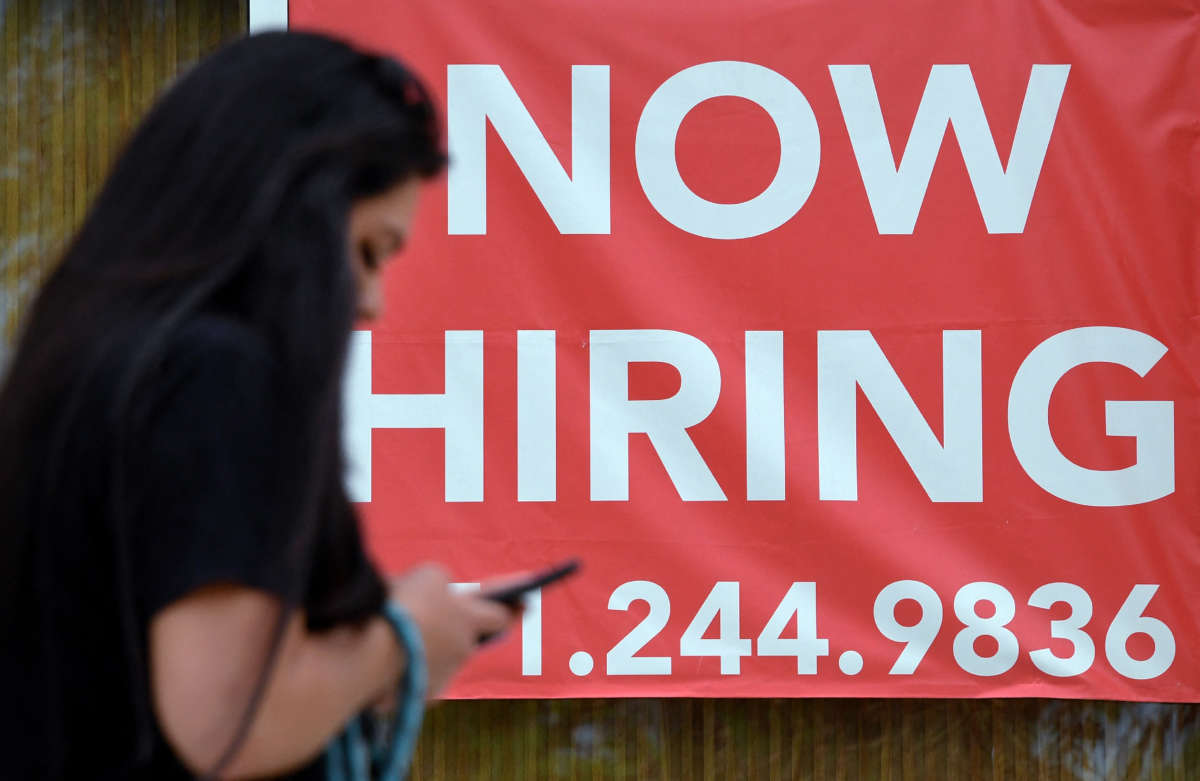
2,2,1197,778
0,0,244,344
412,699,1200,780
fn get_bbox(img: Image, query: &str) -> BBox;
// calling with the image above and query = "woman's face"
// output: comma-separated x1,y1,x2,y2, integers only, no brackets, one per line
346,178,423,321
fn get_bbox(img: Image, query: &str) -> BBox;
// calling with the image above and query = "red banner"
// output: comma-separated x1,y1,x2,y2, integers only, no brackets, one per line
284,0,1200,700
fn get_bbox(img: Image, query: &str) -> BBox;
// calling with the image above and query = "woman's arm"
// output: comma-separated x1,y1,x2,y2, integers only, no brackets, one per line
149,564,511,779
151,588,397,777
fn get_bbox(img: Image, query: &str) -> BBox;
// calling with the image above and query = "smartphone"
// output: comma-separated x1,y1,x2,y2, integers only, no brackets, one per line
481,558,581,608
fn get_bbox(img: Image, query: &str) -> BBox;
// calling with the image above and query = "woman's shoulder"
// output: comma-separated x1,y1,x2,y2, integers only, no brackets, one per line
169,315,273,366
150,316,278,413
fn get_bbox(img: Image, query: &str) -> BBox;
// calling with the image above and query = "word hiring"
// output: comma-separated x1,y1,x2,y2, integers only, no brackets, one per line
341,326,1173,508
447,62,1071,238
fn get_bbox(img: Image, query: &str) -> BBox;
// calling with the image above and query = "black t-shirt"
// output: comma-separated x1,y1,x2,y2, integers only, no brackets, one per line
3,317,386,779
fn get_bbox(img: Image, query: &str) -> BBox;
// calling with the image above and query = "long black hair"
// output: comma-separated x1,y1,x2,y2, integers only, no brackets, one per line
0,31,444,776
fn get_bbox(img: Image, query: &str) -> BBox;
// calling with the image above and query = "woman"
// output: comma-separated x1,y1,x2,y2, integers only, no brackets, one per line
0,32,513,779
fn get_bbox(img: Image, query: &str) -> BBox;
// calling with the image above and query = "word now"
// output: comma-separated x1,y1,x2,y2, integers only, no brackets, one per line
447,62,1070,238
341,327,1173,508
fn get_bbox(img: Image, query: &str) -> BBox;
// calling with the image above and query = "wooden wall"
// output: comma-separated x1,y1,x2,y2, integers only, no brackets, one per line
1,0,245,348
2,2,1197,778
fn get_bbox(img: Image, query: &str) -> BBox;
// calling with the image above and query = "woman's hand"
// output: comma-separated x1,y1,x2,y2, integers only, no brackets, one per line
386,564,514,698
